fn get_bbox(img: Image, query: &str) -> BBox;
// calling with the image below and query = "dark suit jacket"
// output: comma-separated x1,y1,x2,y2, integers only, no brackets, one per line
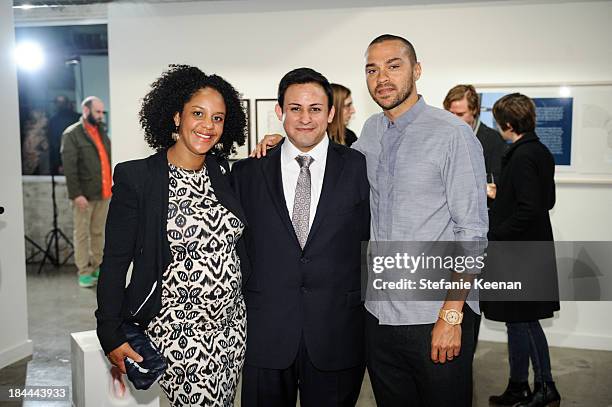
344,128,358,148
95,150,250,354
231,140,370,371
476,122,507,208
482,132,559,322
476,122,507,181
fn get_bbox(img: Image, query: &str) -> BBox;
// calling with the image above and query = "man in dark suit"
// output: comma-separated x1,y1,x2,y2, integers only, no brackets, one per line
443,84,508,203
232,68,370,407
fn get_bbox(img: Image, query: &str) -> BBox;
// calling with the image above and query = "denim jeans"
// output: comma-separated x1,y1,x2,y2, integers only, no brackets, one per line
506,321,553,383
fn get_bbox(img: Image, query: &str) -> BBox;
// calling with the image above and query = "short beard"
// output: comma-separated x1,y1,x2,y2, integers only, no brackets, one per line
373,81,413,111
86,113,99,126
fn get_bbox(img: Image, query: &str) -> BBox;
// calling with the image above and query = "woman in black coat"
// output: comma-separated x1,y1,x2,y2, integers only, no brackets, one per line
483,94,561,407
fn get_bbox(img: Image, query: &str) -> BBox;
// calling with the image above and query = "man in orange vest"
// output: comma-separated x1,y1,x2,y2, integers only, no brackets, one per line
61,96,112,288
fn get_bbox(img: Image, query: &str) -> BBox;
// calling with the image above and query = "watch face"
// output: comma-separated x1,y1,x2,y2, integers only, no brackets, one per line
446,310,460,324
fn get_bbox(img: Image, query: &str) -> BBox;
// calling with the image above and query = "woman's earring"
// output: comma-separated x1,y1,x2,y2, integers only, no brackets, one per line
172,125,180,141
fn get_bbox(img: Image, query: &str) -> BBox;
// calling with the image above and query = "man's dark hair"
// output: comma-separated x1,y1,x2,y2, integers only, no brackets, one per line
368,34,417,65
54,95,71,112
493,93,536,135
277,67,333,111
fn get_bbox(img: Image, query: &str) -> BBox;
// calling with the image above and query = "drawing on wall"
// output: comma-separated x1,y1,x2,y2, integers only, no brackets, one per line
476,83,612,183
480,92,573,166
255,98,285,143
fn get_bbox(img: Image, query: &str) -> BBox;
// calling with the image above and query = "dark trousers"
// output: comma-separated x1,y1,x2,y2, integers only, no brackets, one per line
366,307,476,407
506,321,553,383
241,337,365,407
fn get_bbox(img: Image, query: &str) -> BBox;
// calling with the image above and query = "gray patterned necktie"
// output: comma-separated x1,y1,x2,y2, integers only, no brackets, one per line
292,155,314,249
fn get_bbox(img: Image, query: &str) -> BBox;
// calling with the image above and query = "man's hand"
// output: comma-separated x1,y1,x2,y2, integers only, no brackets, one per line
73,195,89,210
486,183,497,199
107,342,143,374
250,134,283,158
430,318,462,363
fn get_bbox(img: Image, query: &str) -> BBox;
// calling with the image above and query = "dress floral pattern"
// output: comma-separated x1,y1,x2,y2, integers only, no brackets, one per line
147,163,246,406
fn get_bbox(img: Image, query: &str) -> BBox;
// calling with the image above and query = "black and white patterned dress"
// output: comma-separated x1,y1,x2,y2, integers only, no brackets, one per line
146,163,246,406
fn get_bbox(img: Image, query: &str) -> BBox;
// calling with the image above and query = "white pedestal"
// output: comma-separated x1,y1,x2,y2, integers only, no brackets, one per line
70,330,162,407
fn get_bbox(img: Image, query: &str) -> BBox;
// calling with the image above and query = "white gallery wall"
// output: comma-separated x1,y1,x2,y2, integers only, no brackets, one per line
0,2,33,369
107,0,612,350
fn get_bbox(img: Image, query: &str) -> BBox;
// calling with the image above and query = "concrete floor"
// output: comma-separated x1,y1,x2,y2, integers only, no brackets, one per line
1,264,611,406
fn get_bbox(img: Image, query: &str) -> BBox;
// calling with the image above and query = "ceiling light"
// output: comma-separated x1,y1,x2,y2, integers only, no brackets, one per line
15,41,44,71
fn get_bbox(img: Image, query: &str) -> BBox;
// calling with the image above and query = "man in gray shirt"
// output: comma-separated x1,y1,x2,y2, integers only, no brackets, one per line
354,34,488,406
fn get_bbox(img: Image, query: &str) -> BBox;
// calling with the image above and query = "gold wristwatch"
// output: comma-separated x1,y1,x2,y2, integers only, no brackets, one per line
438,308,463,325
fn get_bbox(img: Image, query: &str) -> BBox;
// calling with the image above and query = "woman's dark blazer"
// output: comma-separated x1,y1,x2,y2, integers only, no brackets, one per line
344,128,358,148
482,132,560,322
95,149,250,355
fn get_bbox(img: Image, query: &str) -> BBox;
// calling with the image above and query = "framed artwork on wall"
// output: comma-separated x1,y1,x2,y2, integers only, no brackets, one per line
475,82,612,184
255,98,285,143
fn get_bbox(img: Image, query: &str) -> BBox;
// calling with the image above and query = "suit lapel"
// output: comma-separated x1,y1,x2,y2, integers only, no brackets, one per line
206,154,248,227
304,143,345,250
261,141,301,248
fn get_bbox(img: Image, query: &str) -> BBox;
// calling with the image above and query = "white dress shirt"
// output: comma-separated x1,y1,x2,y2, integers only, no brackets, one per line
281,135,329,231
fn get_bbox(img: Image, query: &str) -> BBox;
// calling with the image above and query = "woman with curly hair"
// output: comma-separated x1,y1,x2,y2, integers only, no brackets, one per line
95,64,249,406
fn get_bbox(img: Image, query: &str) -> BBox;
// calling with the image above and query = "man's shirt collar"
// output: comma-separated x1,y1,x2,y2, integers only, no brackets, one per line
281,134,329,167
383,95,426,131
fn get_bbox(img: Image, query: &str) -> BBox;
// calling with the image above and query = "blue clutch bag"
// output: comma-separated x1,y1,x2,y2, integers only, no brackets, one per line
122,322,167,390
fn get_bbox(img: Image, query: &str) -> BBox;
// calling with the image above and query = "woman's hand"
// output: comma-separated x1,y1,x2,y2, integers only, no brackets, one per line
107,342,143,374
250,134,283,158
110,366,126,398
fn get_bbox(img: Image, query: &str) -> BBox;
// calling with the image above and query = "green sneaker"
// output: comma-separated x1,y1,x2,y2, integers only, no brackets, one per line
79,275,95,288
92,268,100,281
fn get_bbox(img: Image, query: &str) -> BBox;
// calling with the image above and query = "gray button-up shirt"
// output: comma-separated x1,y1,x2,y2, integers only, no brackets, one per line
353,96,488,325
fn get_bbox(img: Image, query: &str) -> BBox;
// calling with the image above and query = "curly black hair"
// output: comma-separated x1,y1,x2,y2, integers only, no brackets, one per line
139,64,247,159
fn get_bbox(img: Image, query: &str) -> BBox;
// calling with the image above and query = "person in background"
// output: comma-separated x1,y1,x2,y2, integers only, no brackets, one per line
22,110,50,175
61,96,111,288
444,84,507,205
96,65,249,406
48,95,80,175
443,84,509,349
328,83,358,147
484,93,561,407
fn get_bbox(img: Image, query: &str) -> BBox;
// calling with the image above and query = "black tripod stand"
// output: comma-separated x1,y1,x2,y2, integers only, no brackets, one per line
36,174,74,273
